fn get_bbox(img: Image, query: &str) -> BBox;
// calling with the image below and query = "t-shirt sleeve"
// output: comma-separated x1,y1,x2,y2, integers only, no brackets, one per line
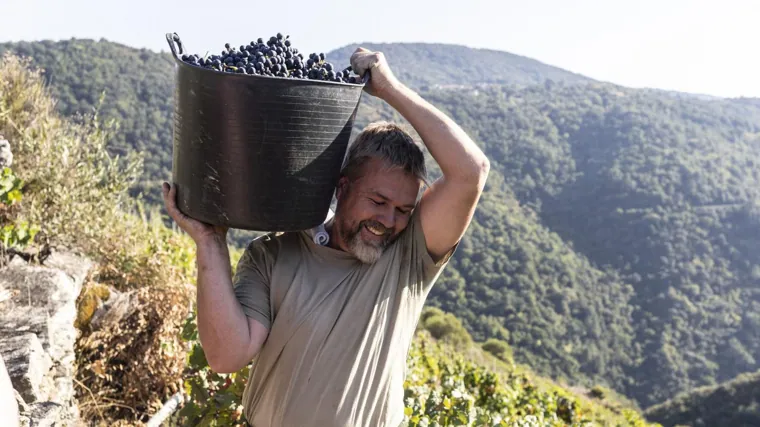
232,236,276,330
406,206,459,286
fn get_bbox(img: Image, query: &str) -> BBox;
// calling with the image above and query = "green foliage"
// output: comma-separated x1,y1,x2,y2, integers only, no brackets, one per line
421,307,473,349
0,40,174,206
173,307,657,427
645,369,760,427
0,166,22,205
415,82,760,406
0,52,143,253
0,165,38,251
173,310,249,427
1,220,39,250
590,386,607,400
482,339,513,363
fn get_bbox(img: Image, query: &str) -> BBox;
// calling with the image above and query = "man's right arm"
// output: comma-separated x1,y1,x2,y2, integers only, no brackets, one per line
195,234,269,373
162,182,268,373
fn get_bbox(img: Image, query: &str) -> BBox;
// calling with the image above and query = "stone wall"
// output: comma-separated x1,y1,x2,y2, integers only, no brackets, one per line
0,251,93,427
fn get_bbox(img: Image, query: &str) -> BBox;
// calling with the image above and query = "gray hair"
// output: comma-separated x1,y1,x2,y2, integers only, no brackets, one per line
340,121,428,188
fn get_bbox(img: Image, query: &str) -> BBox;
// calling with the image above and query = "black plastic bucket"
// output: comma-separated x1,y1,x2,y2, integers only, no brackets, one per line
165,33,367,231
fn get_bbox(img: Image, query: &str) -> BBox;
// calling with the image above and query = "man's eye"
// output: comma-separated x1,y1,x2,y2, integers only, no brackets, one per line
370,199,384,205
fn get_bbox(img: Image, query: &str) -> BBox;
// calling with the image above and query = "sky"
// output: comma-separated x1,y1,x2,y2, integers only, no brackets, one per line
1,0,758,98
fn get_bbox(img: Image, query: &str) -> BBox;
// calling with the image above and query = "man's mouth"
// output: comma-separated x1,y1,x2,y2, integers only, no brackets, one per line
364,223,387,237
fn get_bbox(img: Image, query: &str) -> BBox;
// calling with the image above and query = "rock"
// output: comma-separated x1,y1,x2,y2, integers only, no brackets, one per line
43,251,94,289
0,136,12,169
0,268,77,363
0,334,53,403
89,289,137,331
0,355,20,427
0,250,93,427
26,401,63,427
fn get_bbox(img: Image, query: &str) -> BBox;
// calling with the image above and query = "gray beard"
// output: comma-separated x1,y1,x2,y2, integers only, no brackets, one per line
341,221,391,264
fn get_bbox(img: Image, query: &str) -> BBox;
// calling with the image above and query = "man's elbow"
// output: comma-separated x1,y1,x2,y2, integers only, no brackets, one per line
206,353,247,374
201,339,249,373
462,154,490,188
477,155,490,178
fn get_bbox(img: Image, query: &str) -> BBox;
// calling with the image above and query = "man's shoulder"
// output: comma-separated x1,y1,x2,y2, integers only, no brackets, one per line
244,230,303,257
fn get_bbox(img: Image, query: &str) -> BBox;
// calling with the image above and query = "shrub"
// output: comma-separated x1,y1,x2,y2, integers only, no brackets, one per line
421,308,472,349
590,385,607,400
482,338,513,363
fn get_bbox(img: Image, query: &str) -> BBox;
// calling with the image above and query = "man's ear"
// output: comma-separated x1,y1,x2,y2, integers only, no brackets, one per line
336,176,349,201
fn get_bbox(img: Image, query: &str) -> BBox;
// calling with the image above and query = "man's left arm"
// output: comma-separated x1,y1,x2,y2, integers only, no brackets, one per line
351,49,491,262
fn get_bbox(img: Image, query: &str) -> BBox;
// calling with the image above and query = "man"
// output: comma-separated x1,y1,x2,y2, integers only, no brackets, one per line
162,47,490,426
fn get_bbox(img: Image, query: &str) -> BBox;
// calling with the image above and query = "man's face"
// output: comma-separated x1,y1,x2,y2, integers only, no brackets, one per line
332,158,420,263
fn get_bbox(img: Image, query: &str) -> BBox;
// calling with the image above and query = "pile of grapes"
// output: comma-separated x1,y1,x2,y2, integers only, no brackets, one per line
176,33,360,83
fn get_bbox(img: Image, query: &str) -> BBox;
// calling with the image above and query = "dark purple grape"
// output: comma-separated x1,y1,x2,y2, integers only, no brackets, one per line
180,34,359,80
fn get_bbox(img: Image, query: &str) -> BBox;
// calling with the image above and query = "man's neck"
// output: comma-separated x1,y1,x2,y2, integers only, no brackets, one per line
325,218,343,251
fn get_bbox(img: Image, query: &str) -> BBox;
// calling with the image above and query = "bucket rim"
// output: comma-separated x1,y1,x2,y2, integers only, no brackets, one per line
165,32,369,88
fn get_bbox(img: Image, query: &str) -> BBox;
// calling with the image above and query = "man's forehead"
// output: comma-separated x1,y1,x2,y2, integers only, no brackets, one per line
367,187,417,208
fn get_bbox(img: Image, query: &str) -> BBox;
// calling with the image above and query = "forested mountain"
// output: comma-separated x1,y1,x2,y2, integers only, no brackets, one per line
3,38,760,415
644,369,760,427
326,42,592,89
0,39,174,201
408,83,760,406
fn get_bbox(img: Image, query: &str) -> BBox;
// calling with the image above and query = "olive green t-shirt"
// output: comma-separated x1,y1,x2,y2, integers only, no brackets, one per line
232,208,456,427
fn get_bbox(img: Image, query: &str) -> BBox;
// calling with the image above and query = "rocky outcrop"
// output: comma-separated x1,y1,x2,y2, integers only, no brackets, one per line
0,251,93,426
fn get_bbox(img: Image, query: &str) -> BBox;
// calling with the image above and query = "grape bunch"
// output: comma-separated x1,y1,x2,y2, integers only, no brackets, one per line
176,33,360,84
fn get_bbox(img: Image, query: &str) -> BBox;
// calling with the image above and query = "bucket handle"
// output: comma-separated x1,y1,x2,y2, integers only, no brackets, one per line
165,33,184,60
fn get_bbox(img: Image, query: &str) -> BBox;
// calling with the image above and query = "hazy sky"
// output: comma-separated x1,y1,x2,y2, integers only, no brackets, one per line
2,0,758,98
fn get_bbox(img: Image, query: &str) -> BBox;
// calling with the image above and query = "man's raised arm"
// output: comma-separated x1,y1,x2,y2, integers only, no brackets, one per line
351,49,490,261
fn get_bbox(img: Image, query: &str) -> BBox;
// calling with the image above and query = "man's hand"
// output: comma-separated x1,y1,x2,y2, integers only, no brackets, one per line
162,182,228,244
350,47,401,99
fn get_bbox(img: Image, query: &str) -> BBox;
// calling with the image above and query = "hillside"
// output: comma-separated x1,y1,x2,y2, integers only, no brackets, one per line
0,39,175,204
326,42,592,89
408,83,760,406
4,38,760,412
644,370,760,427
